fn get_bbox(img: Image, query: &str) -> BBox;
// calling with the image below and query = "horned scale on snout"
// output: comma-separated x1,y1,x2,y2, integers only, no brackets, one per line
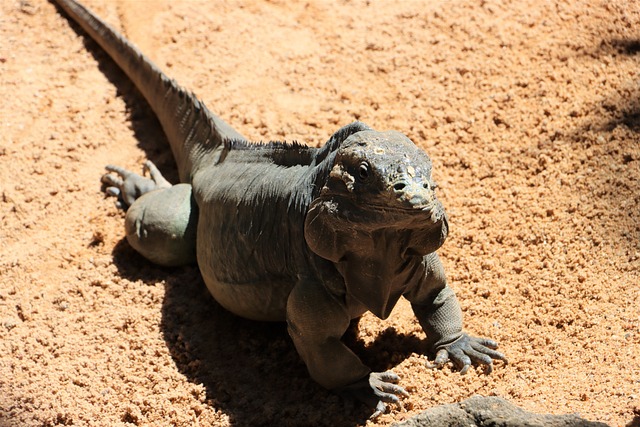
53,0,506,418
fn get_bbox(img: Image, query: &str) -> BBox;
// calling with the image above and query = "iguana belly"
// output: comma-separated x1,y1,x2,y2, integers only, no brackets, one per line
200,274,294,322
195,211,300,322
191,151,314,322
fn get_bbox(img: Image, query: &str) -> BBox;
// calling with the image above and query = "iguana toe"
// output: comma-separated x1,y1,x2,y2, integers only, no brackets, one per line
429,334,507,375
101,162,170,209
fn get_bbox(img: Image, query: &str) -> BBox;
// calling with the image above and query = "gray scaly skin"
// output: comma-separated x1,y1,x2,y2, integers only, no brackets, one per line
53,0,506,417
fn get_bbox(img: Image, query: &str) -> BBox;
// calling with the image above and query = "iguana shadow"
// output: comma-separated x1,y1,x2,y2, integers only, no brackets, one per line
110,239,429,426
627,413,640,427
594,38,640,133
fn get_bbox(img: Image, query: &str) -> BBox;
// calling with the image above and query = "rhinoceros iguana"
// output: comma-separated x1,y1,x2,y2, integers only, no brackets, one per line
53,0,506,417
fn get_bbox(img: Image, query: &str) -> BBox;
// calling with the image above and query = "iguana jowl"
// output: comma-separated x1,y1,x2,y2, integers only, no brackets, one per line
53,0,506,416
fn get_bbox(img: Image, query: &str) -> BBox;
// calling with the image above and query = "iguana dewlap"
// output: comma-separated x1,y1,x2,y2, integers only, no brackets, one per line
53,0,506,417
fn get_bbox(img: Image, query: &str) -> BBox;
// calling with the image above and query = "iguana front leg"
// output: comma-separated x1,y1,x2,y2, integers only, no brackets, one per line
405,253,507,373
286,278,408,417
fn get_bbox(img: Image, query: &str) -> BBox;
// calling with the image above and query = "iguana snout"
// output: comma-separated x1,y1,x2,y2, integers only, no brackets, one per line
390,165,437,210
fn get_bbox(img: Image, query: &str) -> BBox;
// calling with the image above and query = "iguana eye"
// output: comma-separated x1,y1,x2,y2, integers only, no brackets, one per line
358,162,370,180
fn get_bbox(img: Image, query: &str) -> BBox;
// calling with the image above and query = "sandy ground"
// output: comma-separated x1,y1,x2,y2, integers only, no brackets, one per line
1,0,639,426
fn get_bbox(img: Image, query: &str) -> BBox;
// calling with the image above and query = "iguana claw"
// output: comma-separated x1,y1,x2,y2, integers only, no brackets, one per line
337,371,409,419
101,160,171,209
427,334,507,374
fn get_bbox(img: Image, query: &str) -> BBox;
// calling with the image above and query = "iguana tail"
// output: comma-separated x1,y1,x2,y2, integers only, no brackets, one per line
53,0,246,183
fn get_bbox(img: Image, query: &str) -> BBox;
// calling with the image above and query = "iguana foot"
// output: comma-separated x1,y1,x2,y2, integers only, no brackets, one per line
101,160,171,209
427,334,507,374
336,371,409,419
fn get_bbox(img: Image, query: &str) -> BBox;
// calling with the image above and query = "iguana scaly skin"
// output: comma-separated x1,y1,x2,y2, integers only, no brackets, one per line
53,0,506,416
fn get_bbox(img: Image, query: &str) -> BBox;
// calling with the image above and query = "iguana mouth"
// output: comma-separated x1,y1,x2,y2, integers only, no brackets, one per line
359,202,441,214
318,193,444,217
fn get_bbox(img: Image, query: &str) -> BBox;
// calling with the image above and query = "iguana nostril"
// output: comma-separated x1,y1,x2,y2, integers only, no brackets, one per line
394,182,406,192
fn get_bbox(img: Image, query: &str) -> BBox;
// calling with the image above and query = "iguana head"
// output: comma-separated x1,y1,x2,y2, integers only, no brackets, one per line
304,130,449,319
331,130,444,216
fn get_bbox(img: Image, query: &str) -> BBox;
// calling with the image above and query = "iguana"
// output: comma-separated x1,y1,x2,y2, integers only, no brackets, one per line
53,0,506,417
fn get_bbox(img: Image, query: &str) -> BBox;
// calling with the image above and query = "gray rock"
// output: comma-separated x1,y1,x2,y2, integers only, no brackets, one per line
394,396,610,427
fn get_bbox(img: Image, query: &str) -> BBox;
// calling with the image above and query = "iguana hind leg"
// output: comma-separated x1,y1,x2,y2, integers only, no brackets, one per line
102,160,171,209
103,161,198,267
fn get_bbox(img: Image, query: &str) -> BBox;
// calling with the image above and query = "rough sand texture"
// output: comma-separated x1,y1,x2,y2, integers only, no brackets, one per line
1,0,639,426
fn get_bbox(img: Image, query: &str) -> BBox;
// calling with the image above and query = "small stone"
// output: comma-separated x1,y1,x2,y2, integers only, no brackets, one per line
4,319,17,330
